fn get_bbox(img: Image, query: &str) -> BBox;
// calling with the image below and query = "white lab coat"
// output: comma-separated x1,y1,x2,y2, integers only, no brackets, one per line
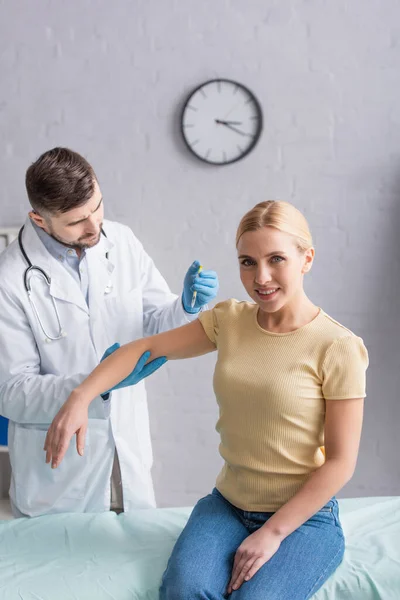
0,218,197,517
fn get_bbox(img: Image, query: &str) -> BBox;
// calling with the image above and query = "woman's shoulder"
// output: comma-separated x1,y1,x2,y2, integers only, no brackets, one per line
319,310,361,341
318,312,369,386
318,311,367,362
211,298,257,317
198,299,255,342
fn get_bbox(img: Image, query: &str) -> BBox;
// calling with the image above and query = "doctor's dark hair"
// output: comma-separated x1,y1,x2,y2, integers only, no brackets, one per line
25,147,97,215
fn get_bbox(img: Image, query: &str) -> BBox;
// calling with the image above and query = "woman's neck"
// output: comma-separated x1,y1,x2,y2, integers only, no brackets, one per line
257,293,319,333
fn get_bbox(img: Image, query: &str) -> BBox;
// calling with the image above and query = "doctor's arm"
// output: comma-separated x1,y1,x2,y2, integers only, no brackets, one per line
44,320,216,467
0,287,107,424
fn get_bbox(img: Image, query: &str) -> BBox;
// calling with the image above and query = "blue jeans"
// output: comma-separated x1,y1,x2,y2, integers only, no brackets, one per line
160,488,345,600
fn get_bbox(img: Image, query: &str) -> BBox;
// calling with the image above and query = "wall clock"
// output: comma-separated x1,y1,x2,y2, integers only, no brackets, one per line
181,78,263,165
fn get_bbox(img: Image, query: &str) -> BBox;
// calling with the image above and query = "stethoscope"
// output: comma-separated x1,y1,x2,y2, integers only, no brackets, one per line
18,225,110,343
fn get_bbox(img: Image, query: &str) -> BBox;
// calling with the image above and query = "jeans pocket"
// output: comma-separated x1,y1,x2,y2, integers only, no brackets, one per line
319,499,345,537
332,500,345,536
211,487,224,499
310,501,336,527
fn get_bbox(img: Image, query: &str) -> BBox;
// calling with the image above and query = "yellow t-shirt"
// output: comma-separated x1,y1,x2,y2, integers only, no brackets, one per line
198,299,369,512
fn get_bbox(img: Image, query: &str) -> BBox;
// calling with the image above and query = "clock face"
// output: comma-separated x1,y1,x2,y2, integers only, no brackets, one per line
181,79,263,165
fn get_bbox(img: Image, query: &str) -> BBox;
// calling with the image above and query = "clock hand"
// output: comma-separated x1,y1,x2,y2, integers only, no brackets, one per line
215,119,243,126
216,120,253,137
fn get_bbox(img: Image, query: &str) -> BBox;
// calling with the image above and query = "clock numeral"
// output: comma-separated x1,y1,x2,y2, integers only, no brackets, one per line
237,145,244,154
233,84,239,95
191,139,200,147
244,97,254,105
204,149,211,160
186,105,198,112
217,81,222,93
250,115,259,120
200,88,207,99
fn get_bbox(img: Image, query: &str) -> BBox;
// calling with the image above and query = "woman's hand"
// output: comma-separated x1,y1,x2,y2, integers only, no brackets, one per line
227,526,282,594
44,391,90,469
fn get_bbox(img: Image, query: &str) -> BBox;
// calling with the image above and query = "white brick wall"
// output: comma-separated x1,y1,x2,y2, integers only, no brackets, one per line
0,0,399,506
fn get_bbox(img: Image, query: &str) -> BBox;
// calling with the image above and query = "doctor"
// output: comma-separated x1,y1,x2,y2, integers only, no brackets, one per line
0,147,219,517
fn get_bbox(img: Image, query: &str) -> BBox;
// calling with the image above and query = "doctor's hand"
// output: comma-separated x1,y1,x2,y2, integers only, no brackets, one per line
44,393,89,469
226,526,282,595
101,343,167,392
182,260,219,314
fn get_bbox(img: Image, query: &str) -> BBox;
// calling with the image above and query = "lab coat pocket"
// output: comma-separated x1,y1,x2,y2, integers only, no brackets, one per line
13,424,90,516
104,286,143,343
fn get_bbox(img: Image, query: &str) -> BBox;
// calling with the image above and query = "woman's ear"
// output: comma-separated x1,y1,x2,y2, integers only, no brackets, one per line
302,247,315,274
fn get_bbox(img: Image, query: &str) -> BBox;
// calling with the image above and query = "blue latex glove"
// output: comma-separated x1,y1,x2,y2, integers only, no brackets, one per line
100,343,167,394
182,260,219,314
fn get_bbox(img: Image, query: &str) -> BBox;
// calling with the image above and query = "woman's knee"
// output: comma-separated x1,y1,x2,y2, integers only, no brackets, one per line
159,577,194,600
160,578,215,600
159,566,222,600
232,584,287,600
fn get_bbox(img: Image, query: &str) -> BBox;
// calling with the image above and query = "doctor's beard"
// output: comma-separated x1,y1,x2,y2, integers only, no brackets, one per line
46,224,103,251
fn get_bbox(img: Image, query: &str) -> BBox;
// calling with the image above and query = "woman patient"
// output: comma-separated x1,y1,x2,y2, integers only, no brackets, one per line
45,200,368,600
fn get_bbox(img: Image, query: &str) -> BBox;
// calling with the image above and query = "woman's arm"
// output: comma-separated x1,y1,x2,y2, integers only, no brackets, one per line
263,397,364,534
75,320,214,403
44,320,215,468
227,397,364,593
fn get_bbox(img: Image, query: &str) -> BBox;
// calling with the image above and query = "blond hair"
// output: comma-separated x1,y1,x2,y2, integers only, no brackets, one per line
236,201,313,252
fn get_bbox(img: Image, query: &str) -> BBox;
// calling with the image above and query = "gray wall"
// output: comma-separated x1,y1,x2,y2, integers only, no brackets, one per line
1,0,399,507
